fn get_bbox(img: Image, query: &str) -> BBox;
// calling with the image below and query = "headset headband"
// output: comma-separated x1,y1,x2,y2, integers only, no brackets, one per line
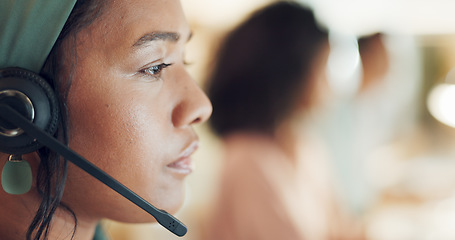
0,0,77,72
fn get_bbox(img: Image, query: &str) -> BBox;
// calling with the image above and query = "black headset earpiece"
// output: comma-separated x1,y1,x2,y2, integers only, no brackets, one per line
0,67,59,155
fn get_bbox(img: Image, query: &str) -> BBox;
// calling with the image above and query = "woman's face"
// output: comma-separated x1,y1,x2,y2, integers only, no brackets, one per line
60,0,212,222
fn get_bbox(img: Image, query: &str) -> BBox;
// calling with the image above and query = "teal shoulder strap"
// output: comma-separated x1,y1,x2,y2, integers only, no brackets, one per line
93,223,109,240
0,0,77,72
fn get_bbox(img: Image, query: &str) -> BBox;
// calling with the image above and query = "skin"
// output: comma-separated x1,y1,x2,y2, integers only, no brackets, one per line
276,42,331,164
0,0,212,239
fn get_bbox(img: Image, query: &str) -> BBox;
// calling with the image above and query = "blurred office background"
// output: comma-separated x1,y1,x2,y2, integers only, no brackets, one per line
104,0,455,239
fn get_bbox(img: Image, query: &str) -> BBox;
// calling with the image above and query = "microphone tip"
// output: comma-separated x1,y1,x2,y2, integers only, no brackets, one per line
173,224,188,237
155,210,188,237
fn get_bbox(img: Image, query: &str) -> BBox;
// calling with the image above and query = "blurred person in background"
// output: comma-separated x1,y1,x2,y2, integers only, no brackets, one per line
357,33,389,92
201,2,364,239
318,32,396,216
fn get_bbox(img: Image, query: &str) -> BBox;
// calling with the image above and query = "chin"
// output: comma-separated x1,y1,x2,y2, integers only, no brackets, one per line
157,187,187,215
119,187,186,223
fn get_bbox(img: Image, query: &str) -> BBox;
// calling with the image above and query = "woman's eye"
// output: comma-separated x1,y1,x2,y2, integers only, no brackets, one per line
140,63,172,79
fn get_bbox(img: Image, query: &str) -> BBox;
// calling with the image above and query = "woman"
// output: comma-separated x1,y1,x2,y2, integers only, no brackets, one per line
0,0,212,239
203,2,363,239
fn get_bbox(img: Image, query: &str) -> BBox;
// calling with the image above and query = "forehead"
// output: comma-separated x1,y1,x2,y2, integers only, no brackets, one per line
81,0,189,50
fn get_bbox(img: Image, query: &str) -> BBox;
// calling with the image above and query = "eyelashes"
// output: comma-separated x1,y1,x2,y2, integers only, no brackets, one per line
139,63,172,80
138,58,192,81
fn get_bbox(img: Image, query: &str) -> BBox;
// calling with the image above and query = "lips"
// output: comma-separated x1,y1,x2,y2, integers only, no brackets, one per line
166,141,199,175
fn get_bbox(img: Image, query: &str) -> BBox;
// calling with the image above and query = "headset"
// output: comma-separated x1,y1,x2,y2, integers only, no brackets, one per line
0,0,186,237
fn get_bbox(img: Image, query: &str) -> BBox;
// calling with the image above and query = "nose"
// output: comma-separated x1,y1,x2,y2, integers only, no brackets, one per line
172,72,212,128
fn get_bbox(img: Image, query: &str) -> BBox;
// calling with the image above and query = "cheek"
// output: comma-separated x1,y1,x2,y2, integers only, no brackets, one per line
67,79,167,172
64,73,181,213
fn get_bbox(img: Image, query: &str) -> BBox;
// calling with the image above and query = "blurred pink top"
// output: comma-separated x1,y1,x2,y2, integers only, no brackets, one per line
202,133,363,240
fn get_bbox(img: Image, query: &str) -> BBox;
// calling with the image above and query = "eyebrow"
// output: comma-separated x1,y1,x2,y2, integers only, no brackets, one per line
132,31,193,48
133,32,180,47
